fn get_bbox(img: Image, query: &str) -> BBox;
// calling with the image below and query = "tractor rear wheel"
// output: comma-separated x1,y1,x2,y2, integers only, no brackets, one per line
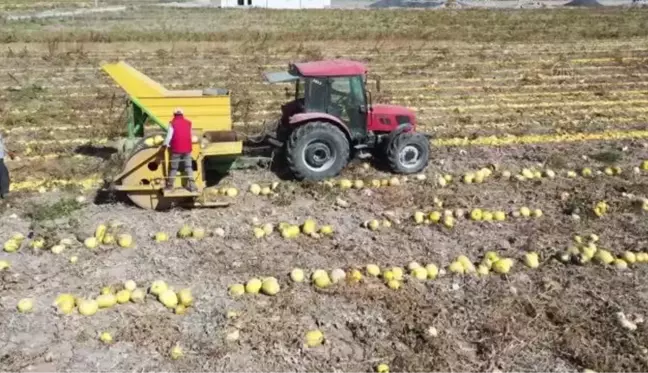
286,122,350,180
385,132,430,174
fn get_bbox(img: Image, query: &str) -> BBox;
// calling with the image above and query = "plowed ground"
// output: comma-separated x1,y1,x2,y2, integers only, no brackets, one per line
2,6,648,373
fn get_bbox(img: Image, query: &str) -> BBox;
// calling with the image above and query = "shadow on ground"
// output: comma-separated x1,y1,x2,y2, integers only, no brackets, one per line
75,145,118,160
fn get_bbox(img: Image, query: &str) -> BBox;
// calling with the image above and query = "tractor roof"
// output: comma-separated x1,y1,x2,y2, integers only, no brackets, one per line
290,59,367,77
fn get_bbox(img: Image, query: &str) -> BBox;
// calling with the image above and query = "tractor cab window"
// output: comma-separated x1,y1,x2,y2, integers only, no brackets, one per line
329,77,365,109
295,79,306,111
349,76,365,106
302,76,367,138
328,77,352,121
305,77,329,113
328,76,366,137
296,79,305,100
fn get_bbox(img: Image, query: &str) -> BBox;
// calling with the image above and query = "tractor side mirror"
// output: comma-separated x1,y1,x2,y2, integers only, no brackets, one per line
284,87,292,99
367,90,373,112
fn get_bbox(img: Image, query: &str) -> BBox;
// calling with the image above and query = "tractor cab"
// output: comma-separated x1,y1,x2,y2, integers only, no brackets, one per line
293,73,367,138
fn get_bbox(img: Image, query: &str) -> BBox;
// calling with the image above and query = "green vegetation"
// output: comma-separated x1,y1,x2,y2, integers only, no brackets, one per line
25,197,83,222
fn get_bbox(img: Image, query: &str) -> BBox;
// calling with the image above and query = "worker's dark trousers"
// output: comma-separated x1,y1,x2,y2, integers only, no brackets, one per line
0,158,9,198
167,152,194,188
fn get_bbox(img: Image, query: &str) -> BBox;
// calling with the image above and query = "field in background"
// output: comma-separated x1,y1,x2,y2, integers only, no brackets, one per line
0,0,166,11
2,6,648,372
1,7,648,186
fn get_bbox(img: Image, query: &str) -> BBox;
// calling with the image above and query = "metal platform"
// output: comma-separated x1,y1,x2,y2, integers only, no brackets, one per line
162,188,201,197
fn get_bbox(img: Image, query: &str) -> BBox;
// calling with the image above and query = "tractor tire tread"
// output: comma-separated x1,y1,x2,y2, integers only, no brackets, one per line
386,132,430,174
286,121,350,180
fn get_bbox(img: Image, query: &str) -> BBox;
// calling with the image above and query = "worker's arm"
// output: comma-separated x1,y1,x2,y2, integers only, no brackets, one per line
162,126,174,147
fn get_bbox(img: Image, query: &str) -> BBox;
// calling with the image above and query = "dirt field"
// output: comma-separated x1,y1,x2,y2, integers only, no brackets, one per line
2,5,648,372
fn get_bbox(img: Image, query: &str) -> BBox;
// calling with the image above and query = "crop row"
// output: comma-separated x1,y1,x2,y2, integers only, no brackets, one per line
3,63,646,86
9,152,648,193
7,122,648,168
3,59,646,80
16,137,109,146
3,42,647,62
7,83,645,106
0,57,645,75
6,84,648,116
13,84,647,98
7,110,648,140
8,110,645,134
5,73,648,99
8,127,648,168
7,101,648,124
10,110,648,136
9,103,648,127
16,90,648,111
4,37,646,53
8,98,648,118
435,129,648,146
10,176,103,192
7,87,647,110
2,54,645,78
6,106,648,145
7,128,647,163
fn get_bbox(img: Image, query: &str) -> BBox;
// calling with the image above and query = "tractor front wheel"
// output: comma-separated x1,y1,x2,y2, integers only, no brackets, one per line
286,122,350,180
385,132,430,174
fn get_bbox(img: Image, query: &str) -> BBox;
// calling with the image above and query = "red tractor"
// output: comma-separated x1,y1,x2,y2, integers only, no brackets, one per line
261,59,430,180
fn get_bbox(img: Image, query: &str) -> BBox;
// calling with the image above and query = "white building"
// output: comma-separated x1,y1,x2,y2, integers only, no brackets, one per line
217,0,330,9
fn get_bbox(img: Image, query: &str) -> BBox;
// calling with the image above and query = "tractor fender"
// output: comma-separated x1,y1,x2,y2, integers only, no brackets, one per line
288,112,352,140
384,123,413,147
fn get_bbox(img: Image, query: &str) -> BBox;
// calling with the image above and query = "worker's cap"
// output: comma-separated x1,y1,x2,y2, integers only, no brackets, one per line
173,107,184,115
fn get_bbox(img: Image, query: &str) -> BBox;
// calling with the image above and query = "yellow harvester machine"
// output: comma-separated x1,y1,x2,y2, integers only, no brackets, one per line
102,61,245,210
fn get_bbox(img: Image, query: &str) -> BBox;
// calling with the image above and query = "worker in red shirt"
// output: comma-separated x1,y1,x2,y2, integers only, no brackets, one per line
162,108,197,192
